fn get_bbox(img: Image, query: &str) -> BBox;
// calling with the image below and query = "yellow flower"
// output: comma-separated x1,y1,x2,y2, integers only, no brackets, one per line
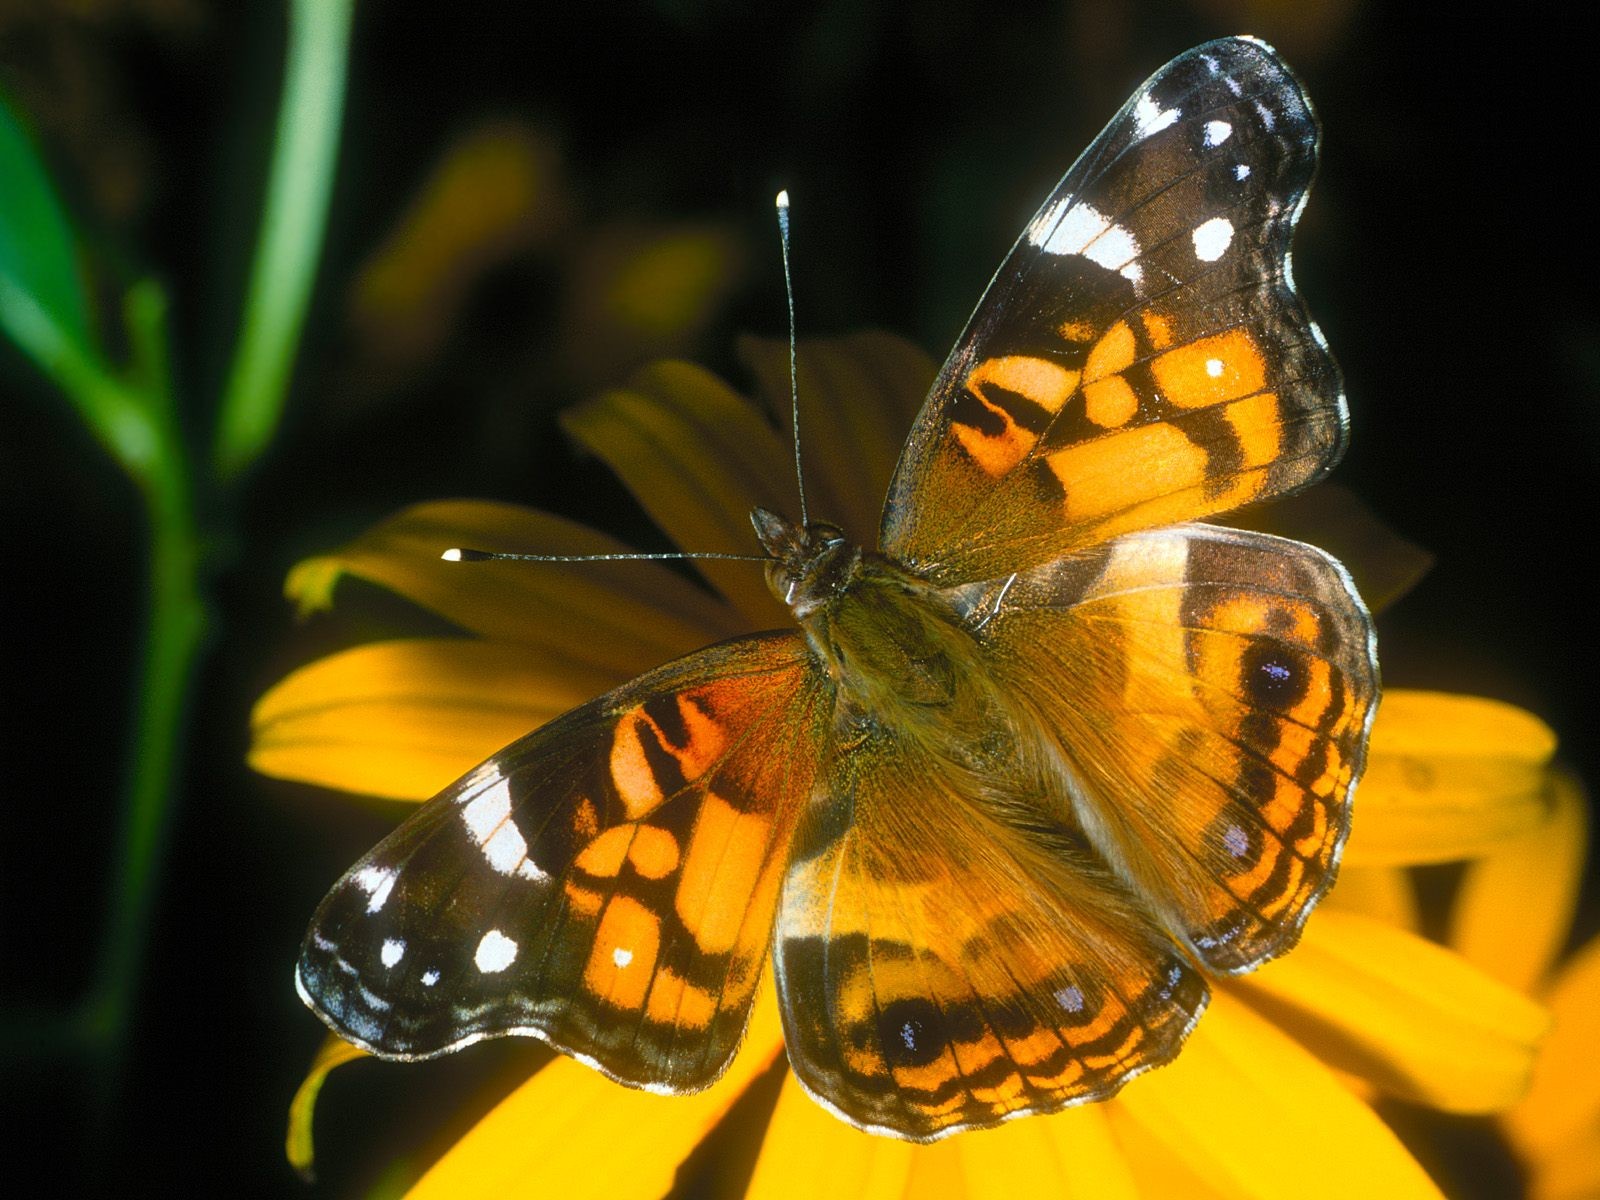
1446,769,1596,1200
261,333,1567,1198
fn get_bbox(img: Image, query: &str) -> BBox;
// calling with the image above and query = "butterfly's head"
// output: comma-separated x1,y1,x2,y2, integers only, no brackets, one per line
751,506,858,619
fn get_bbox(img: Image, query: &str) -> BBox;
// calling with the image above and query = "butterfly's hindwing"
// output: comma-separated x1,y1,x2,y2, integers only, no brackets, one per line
773,705,1209,1141
956,523,1378,973
298,631,827,1091
883,37,1343,583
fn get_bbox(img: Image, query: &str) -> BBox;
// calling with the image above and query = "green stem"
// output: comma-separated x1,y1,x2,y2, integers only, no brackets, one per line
80,442,207,1051
212,0,355,482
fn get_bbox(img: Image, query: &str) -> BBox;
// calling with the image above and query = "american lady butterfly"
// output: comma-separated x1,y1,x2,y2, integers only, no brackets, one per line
298,36,1378,1140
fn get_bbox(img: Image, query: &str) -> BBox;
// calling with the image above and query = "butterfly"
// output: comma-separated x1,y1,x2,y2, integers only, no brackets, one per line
297,36,1378,1142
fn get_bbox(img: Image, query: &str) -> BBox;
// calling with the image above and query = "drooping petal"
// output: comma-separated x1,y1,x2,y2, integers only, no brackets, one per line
286,500,744,673
1321,864,1420,932
250,638,625,799
286,1036,368,1179
1503,934,1600,1166
1345,691,1557,865
1450,769,1588,994
1111,990,1444,1199
1232,909,1548,1113
560,360,794,627
736,333,936,548
410,981,786,1200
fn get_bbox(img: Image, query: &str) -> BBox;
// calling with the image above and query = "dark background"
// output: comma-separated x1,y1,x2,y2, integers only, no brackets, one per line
3,1,1596,1195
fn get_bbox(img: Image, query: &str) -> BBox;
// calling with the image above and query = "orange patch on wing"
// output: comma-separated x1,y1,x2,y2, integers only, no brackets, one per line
1083,375,1139,427
1084,320,1136,385
1059,319,1098,343
573,796,600,839
1049,423,1208,521
676,791,773,954
645,967,718,1029
1140,309,1176,349
628,825,681,879
565,881,604,918
610,713,665,819
955,355,1082,477
1223,390,1283,467
673,692,730,780
574,824,635,879
584,894,661,1010
1150,328,1267,409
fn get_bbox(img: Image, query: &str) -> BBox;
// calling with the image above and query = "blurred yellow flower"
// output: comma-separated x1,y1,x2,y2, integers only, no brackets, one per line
262,333,1571,1198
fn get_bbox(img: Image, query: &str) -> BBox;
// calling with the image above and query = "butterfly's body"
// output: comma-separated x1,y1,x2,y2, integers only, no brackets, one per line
299,37,1380,1142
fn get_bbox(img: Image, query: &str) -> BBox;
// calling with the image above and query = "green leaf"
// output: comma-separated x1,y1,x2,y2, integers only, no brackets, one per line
0,86,96,367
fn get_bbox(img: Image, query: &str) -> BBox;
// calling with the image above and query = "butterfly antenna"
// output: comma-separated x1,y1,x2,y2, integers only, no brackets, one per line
443,548,771,564
776,189,809,527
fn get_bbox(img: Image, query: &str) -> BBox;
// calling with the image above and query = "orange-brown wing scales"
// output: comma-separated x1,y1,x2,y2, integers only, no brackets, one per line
297,632,826,1091
967,524,1377,973
883,38,1342,583
774,743,1208,1140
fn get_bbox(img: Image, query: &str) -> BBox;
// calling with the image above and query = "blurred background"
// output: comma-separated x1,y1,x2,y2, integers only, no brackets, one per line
2,1,1595,1195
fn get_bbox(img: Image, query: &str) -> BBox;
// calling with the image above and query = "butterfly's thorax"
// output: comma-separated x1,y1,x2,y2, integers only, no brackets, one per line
754,508,1011,761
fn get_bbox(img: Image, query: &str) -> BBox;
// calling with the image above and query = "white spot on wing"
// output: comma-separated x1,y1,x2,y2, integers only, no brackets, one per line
1204,119,1232,147
1206,358,1224,378
1234,163,1252,181
1192,216,1234,262
1027,198,1141,286
1132,92,1180,140
475,929,519,973
354,866,396,914
612,947,634,968
421,968,440,987
1055,985,1085,1013
380,938,405,968
461,775,546,880
1224,824,1251,858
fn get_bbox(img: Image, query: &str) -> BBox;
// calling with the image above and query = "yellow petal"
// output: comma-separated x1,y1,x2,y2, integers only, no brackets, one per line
904,1140,970,1200
250,638,623,799
1321,864,1420,931
561,361,793,628
1233,909,1549,1113
1450,769,1588,993
1504,933,1600,1164
350,122,567,376
559,224,746,387
286,500,744,676
737,332,937,548
1113,990,1444,1198
747,1074,915,1200
1525,1126,1600,1200
1346,690,1557,865
410,982,786,1199
953,1103,1139,1200
286,1036,367,1179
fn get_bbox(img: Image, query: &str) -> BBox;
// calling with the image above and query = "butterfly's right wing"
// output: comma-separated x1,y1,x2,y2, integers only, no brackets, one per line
298,631,828,1093
882,37,1344,584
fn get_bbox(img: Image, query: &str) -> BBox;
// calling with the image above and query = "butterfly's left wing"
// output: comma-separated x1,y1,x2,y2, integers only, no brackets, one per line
297,631,828,1093
882,37,1343,583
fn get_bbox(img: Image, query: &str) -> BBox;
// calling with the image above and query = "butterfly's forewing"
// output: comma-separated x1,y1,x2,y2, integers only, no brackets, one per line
773,726,1209,1141
882,37,1344,584
297,631,827,1091
957,524,1377,973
